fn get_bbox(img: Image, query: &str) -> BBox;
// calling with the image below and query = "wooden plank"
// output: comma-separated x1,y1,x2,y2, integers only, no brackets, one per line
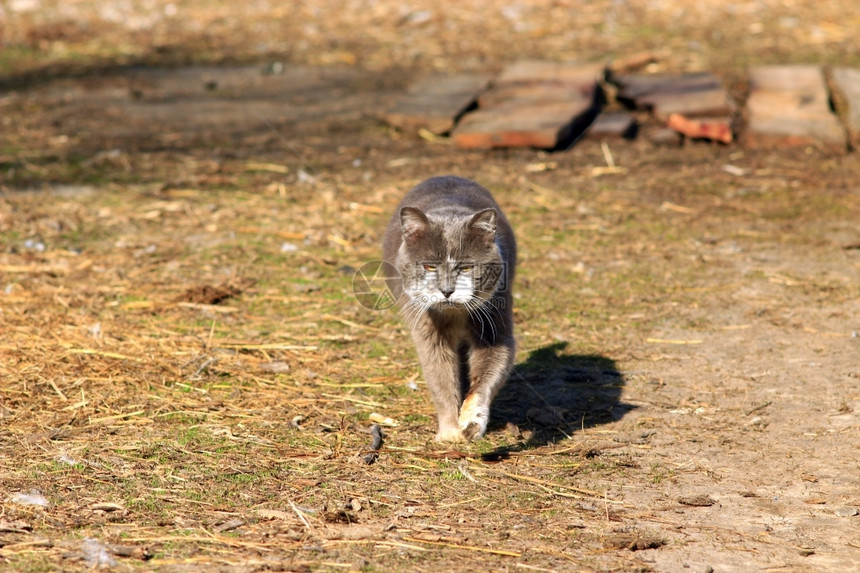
606,51,659,75
616,72,718,98
492,60,604,87
385,74,491,135
613,72,735,119
478,83,593,109
666,113,733,143
745,65,846,150
452,61,603,150
585,111,637,139
831,67,860,147
453,100,598,149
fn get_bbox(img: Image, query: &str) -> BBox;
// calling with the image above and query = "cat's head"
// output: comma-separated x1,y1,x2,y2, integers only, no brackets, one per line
397,206,505,310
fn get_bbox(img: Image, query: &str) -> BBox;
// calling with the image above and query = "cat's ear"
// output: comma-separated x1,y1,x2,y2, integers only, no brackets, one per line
467,208,497,242
400,207,430,241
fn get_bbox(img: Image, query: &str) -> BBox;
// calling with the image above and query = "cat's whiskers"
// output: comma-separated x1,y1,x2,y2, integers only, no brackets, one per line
401,296,429,331
464,297,498,343
401,303,419,327
478,302,499,342
463,298,485,340
471,289,506,322
469,304,487,341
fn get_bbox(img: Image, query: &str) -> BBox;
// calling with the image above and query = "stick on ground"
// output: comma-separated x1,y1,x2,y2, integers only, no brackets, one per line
363,424,384,465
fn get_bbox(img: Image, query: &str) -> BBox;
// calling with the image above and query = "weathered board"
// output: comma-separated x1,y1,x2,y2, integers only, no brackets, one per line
745,65,846,150
586,111,637,139
452,61,603,150
831,67,860,147
384,74,492,135
453,100,599,149
613,72,735,119
667,113,733,143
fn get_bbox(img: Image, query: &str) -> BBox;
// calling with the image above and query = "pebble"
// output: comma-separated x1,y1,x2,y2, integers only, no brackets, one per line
260,361,291,373
10,490,49,507
835,507,859,517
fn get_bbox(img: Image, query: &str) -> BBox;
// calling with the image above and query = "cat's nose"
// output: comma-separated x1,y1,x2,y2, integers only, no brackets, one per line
440,287,455,299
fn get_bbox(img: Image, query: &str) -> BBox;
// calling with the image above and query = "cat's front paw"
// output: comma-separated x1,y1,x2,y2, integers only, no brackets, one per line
458,395,489,441
435,426,466,443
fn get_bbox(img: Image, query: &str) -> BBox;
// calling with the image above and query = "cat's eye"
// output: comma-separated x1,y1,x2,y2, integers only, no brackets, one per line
423,264,437,272
459,265,473,273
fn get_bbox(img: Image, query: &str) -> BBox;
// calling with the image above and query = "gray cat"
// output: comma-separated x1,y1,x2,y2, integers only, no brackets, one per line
382,176,516,442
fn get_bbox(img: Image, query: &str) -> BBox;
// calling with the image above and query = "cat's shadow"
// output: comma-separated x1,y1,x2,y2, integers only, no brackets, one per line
486,342,634,456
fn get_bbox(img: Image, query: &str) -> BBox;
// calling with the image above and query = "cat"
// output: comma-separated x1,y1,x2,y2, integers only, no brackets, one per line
382,176,516,442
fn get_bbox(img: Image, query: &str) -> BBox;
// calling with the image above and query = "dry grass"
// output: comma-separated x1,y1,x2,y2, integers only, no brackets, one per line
0,176,648,571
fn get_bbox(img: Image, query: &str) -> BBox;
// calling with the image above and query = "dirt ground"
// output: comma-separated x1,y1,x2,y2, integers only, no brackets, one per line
1,1,859,572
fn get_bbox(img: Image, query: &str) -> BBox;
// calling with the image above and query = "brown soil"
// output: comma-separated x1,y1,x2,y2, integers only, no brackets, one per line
1,1,859,572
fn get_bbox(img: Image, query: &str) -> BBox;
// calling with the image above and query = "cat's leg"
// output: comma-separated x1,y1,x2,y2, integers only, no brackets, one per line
459,337,515,440
411,325,465,443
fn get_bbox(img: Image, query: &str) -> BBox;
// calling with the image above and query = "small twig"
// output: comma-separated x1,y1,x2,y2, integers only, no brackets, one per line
64,348,142,361
457,461,477,483
88,410,145,425
745,400,773,416
289,500,316,532
363,424,384,465
515,564,555,573
646,338,704,345
0,539,54,552
218,343,318,351
322,313,379,331
47,379,68,401
321,393,384,408
125,533,270,551
413,450,471,459
474,468,625,505
192,357,217,378
324,539,427,552
369,425,384,450
402,536,521,557
205,318,217,351
600,141,616,168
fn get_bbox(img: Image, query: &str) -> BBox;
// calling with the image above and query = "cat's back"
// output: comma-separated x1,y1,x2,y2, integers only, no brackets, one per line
398,175,502,214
